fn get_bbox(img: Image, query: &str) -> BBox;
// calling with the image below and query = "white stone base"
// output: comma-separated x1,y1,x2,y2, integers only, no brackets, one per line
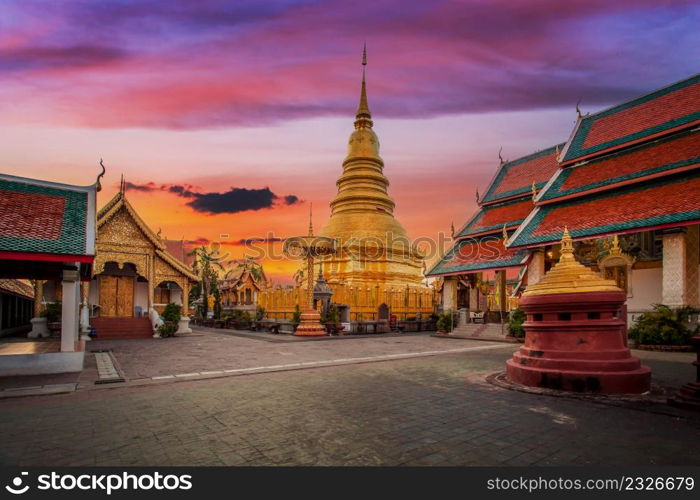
28,317,50,339
0,350,84,376
176,316,192,335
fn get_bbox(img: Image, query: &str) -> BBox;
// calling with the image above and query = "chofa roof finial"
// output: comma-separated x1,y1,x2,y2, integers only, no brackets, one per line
96,158,106,192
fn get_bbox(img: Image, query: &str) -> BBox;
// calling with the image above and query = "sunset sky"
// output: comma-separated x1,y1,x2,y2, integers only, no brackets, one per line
1,0,698,281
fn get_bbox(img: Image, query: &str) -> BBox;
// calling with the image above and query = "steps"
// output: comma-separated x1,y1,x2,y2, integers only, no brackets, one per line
90,317,154,340
449,322,512,342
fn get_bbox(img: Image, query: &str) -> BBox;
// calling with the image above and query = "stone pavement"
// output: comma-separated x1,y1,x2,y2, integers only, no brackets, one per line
0,342,698,466
86,328,501,380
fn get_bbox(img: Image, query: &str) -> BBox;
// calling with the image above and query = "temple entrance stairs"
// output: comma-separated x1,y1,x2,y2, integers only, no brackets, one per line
90,317,153,340
448,322,513,342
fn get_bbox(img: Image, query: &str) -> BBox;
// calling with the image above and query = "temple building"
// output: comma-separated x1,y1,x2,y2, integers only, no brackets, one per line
428,144,562,323
430,74,700,325
260,48,434,322
0,172,99,374
41,185,199,339
219,259,267,313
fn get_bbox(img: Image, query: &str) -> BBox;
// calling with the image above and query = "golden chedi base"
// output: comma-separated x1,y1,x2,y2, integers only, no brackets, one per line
294,309,327,337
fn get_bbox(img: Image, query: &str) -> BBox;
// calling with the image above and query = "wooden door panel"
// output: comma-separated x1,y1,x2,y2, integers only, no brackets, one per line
99,276,118,317
116,276,134,317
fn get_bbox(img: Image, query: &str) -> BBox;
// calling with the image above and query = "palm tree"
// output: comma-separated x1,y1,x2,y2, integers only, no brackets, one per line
226,256,267,284
189,245,226,318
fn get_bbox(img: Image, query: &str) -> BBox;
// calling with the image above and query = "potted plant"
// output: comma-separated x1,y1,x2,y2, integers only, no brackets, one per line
507,307,526,341
41,301,62,336
436,310,457,334
158,302,181,337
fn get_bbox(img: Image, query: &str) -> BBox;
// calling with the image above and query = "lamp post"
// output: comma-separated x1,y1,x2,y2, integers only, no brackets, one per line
284,209,336,336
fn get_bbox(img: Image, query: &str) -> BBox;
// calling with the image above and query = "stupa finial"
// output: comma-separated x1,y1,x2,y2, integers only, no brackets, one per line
560,226,575,260
355,42,372,124
308,202,314,236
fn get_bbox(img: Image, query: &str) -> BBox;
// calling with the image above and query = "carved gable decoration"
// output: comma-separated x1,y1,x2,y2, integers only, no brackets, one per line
98,207,153,249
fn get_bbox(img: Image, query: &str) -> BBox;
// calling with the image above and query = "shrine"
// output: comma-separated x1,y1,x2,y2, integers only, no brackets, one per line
430,74,700,330
506,229,651,394
40,182,199,339
0,171,99,374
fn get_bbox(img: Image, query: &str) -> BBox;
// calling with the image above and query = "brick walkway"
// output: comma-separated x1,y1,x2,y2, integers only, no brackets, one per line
86,329,501,380
1,344,698,466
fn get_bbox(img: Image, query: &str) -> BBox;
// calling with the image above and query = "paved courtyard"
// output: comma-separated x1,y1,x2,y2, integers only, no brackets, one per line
83,329,506,381
0,331,699,466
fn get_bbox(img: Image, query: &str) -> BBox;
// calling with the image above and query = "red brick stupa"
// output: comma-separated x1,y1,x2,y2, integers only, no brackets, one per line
506,229,651,394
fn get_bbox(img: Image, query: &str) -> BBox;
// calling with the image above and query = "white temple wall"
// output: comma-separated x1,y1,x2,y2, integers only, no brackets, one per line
134,282,149,316
627,267,662,324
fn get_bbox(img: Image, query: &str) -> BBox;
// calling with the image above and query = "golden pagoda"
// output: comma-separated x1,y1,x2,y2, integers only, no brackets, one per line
259,47,433,322
319,45,426,290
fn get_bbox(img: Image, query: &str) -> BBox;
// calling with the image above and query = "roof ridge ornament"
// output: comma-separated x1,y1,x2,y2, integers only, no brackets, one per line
531,180,538,201
96,159,106,192
475,188,480,204
498,147,505,165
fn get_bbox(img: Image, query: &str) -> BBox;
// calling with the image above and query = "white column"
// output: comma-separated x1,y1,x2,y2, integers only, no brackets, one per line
60,268,80,352
442,277,458,311
662,227,699,307
527,249,546,287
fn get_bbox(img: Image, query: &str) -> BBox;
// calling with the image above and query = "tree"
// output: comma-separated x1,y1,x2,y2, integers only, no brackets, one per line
228,256,267,284
188,245,226,318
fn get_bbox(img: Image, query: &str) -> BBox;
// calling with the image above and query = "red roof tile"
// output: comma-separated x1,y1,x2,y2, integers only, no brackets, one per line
583,82,699,150
164,239,188,265
542,130,700,201
458,198,534,237
493,151,560,196
481,144,563,204
562,75,700,163
510,172,700,247
428,236,527,275
0,190,65,240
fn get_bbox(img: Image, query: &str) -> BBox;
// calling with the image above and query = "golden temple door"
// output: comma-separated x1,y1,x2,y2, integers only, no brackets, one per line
99,275,135,317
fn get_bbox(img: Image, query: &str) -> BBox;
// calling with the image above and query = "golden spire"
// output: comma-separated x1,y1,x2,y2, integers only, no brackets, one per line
308,202,314,236
355,42,372,128
523,226,620,296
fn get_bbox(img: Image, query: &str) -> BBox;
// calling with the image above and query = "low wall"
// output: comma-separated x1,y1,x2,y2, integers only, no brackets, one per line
0,351,85,376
